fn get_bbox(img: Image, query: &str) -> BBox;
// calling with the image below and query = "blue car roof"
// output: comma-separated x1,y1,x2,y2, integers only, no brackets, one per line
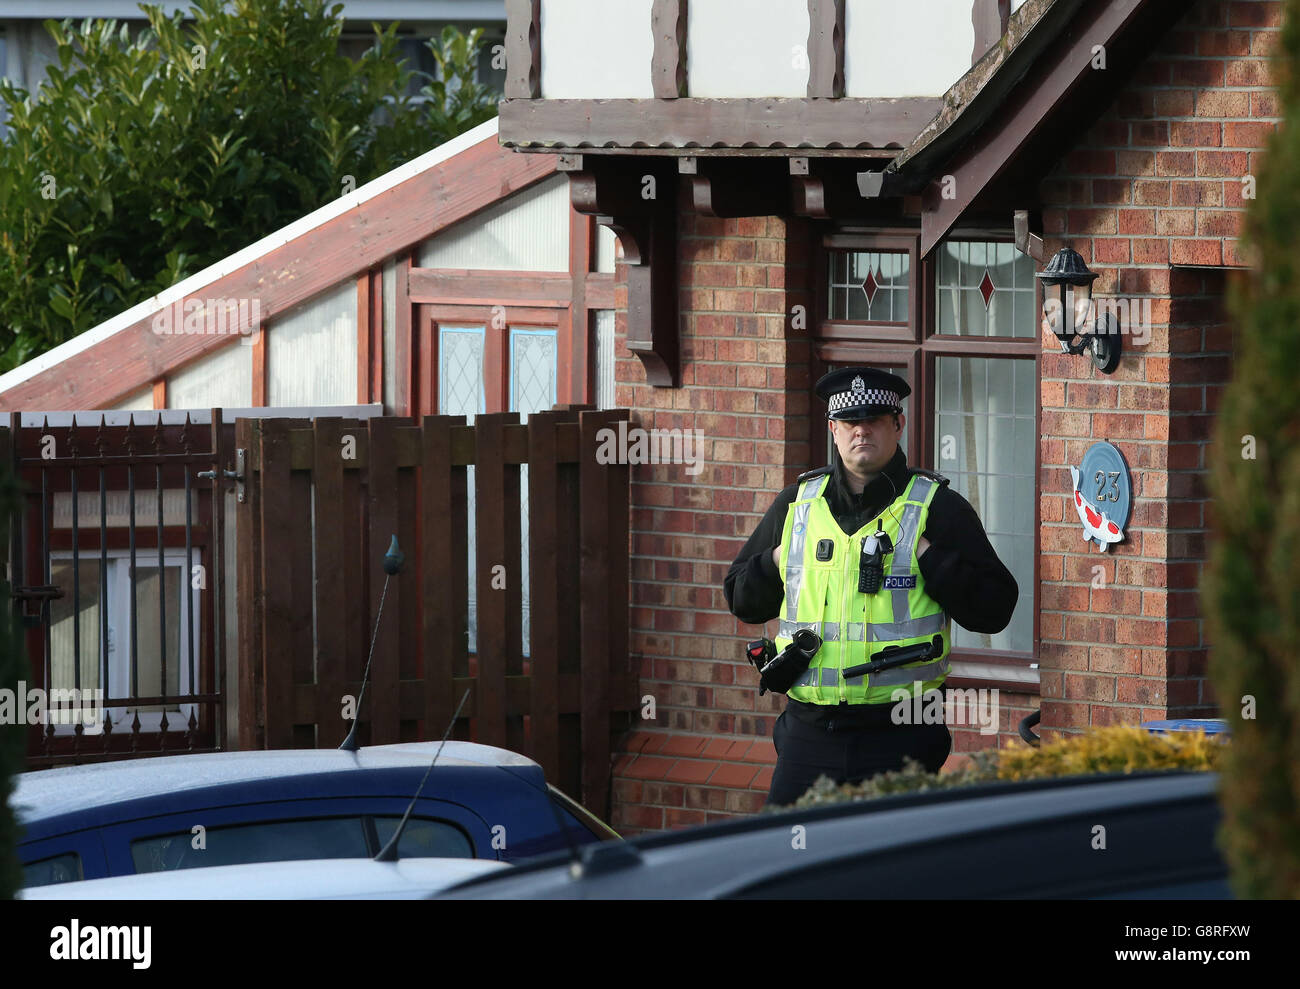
14,742,545,833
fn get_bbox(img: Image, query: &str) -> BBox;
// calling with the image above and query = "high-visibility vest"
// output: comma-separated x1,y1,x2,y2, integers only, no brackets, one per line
776,471,951,705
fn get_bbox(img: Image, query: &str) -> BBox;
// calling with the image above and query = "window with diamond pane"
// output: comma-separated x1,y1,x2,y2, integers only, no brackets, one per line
510,329,557,658
828,251,910,322
933,356,1035,653
439,327,486,653
936,241,1037,338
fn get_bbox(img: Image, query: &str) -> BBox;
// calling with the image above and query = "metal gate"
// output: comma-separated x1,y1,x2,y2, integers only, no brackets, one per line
5,411,232,768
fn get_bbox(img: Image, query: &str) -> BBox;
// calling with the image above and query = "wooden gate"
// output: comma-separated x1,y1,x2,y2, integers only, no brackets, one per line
235,408,638,818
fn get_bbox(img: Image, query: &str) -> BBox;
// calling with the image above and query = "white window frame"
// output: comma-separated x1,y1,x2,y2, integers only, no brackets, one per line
48,550,201,735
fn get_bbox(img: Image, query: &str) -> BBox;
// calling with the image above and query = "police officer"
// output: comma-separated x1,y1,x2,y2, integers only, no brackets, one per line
724,367,1018,806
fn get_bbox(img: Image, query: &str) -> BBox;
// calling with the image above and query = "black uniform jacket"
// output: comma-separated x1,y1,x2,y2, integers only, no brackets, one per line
723,447,1019,728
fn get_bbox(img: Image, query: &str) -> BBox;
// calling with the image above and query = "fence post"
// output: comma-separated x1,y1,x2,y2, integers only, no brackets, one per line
577,409,629,820
313,418,348,747
366,417,401,746
419,415,468,741
472,412,520,749
234,418,264,750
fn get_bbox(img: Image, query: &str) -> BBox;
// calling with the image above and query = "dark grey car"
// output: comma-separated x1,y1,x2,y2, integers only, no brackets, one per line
436,771,1229,899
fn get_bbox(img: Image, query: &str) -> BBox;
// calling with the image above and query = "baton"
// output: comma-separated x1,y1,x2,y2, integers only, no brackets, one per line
842,634,943,680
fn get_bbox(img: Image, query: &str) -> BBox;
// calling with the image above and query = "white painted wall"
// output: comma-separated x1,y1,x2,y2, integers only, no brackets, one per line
539,0,654,98
110,387,154,411
267,280,357,407
167,342,253,409
844,0,975,98
417,173,570,272
687,0,809,98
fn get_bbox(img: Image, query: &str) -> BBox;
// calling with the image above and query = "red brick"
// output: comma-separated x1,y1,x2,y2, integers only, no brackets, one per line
1170,121,1222,147
1067,209,1118,235
1064,674,1116,702
1171,60,1225,87
1156,209,1195,235
1251,90,1279,117
1197,150,1250,177
1195,90,1250,117
708,763,760,788
1225,58,1272,87
1225,121,1276,147
666,759,718,784
664,808,709,829
1133,180,1170,206
1116,150,1156,176
1117,677,1166,705
1171,239,1223,265
1197,210,1243,237
1154,89,1196,115
1091,179,1132,205
1131,120,1171,145
1171,180,1224,206
626,756,676,780
1198,29,1251,56
1093,238,1130,264
1156,151,1196,176
1117,208,1156,235
615,804,666,831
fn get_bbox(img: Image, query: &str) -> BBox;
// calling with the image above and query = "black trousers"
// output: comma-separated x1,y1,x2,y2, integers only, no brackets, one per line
766,709,952,808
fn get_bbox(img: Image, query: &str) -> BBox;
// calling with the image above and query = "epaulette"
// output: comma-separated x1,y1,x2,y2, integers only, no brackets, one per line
796,465,832,483
911,467,950,487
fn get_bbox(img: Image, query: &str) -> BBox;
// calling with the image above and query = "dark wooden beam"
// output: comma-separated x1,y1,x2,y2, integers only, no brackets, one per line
651,0,688,99
504,0,541,99
807,0,845,98
407,268,572,306
356,271,372,404
1014,209,1045,262
972,0,1011,65
568,162,678,387
919,0,1156,256
500,97,943,152
251,324,267,406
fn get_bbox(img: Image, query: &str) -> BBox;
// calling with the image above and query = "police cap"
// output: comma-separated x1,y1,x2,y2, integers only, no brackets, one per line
814,367,911,420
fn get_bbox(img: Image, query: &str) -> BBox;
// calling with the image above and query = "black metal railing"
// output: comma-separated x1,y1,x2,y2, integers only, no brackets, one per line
7,411,230,768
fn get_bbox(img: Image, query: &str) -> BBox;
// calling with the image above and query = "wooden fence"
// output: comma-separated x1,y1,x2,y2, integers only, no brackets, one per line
235,408,637,818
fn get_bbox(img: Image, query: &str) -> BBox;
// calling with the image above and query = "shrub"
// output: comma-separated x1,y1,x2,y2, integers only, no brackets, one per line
0,0,498,371
766,725,1225,812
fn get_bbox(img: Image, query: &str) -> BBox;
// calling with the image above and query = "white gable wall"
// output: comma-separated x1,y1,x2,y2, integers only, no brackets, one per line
417,172,570,271
845,0,976,98
687,0,810,98
540,0,654,98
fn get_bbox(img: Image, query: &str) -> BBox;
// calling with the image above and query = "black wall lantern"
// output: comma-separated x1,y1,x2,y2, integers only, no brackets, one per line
1036,248,1121,374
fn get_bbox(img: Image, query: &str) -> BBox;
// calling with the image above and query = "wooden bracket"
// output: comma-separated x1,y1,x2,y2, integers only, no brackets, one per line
569,162,679,387
684,157,788,217
1014,209,1046,261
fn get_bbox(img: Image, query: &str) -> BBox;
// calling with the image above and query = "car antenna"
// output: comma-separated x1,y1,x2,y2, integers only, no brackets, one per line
339,534,404,752
374,687,472,862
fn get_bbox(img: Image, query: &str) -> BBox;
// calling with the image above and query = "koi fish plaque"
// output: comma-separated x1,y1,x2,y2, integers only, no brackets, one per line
1070,441,1131,552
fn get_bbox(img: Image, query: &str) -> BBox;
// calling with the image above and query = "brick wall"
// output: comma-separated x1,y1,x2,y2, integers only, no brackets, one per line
608,187,1039,835
1036,0,1274,735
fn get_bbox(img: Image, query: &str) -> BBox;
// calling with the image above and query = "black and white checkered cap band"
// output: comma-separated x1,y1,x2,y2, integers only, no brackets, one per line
828,387,900,413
